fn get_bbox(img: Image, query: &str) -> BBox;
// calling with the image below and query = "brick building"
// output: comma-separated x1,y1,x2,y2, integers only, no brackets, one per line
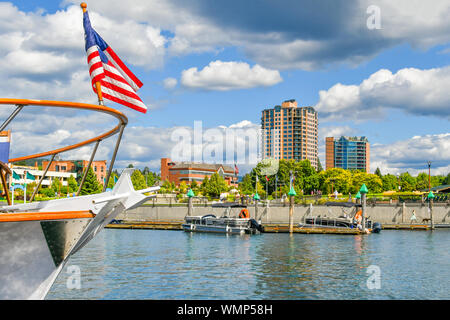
161,158,238,186
41,160,107,184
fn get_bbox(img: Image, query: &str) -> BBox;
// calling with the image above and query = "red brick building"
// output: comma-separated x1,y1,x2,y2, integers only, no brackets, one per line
41,160,107,184
161,158,238,186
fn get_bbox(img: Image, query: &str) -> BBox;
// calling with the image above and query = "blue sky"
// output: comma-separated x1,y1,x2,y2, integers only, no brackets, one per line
1,0,449,175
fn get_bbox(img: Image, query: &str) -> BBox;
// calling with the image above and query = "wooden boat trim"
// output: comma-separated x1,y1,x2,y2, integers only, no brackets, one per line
0,98,128,162
0,210,95,222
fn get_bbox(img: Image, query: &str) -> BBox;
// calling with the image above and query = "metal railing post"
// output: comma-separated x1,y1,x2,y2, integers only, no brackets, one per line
30,154,56,202
0,105,23,131
103,124,125,192
76,140,101,196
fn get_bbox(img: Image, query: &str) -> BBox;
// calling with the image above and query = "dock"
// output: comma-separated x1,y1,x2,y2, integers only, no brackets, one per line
106,220,183,230
262,224,366,234
106,220,445,233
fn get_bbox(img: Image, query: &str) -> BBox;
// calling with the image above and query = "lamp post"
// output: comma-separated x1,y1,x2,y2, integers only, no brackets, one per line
187,188,194,216
355,191,361,204
288,170,297,234
359,184,369,233
427,191,435,230
427,161,431,192
254,175,260,220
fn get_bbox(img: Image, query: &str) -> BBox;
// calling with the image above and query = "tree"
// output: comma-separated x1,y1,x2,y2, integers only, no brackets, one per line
399,172,416,191
443,173,450,185
200,176,209,195
51,177,62,195
318,168,352,194
107,172,119,189
178,181,188,194
239,173,254,195
80,167,102,195
131,170,147,190
67,175,78,193
190,180,198,191
350,171,382,194
317,158,323,173
375,167,382,178
205,173,228,198
381,174,398,191
415,172,429,191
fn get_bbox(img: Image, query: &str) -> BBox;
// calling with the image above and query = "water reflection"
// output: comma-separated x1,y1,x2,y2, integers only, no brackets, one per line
47,229,450,300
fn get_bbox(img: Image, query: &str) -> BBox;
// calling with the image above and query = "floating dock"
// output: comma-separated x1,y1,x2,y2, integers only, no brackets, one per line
106,220,183,230
262,224,366,234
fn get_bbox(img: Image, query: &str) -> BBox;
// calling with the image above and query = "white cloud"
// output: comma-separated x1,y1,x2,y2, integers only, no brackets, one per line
181,60,282,91
370,133,450,175
163,77,177,90
315,66,450,121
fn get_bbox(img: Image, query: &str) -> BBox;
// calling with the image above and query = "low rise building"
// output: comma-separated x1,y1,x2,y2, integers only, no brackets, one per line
9,165,77,187
161,158,238,186
41,159,107,184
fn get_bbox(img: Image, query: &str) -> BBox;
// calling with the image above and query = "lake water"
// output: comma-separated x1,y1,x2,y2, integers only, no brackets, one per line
47,229,450,300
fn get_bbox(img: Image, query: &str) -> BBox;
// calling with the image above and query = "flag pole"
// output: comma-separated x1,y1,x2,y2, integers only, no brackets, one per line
81,2,104,106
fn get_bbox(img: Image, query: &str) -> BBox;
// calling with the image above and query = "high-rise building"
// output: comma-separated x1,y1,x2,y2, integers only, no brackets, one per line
325,136,370,173
261,99,319,169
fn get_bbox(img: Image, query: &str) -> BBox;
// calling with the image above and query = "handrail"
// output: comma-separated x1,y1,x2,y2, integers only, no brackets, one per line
0,98,128,162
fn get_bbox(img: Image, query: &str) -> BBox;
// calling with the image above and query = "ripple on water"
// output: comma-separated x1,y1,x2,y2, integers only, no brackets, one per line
46,229,450,300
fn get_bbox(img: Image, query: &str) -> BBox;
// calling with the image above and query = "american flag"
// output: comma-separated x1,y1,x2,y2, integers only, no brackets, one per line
83,9,147,113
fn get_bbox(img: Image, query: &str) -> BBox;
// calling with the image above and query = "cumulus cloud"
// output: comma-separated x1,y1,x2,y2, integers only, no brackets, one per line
0,3,166,108
8,0,450,74
370,133,450,175
181,60,282,91
163,77,177,90
315,66,450,121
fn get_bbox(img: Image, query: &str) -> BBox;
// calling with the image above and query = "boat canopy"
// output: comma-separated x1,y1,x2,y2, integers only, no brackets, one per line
211,202,247,208
325,202,362,208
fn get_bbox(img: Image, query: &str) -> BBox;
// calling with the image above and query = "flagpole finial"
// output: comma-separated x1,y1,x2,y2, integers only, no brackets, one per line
80,2,87,13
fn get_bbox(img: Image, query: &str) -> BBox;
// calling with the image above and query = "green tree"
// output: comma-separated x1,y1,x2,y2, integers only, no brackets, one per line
178,181,188,194
107,172,119,189
318,168,352,194
317,158,323,173
80,167,102,195
443,173,450,185
190,180,198,191
67,175,78,193
205,173,228,198
131,170,147,190
415,172,429,191
375,167,382,178
399,172,416,191
160,180,176,193
200,176,209,195
382,174,398,191
239,173,254,195
350,171,383,194
51,177,62,195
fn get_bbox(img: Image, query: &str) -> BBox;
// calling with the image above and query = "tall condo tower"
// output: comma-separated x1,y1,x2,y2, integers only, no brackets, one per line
325,136,370,173
261,99,319,169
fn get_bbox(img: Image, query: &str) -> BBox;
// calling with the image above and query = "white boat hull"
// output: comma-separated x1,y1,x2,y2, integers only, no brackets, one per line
0,169,159,299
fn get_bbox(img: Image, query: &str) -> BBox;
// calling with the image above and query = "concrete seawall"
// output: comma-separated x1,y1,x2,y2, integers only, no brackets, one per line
117,202,450,226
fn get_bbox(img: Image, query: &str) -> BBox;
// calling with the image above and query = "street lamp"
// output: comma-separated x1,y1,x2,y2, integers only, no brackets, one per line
359,184,369,233
427,161,431,192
